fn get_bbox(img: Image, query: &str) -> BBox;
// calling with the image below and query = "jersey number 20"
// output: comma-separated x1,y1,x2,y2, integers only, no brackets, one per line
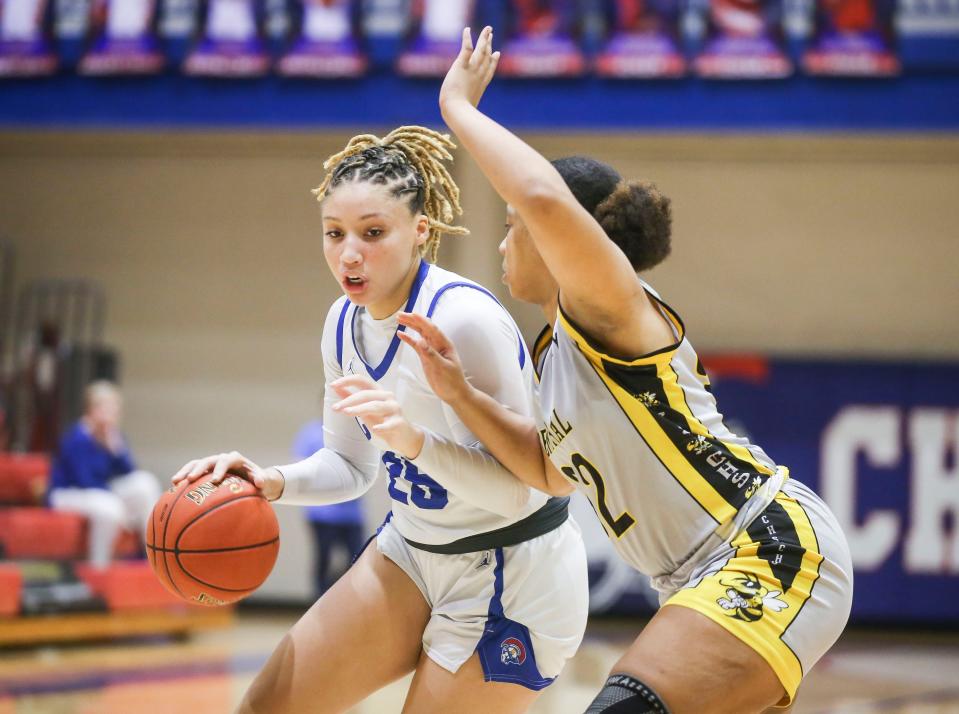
383,451,449,510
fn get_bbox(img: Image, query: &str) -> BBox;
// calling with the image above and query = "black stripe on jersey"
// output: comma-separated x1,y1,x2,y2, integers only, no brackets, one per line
532,324,554,378
746,499,804,594
695,357,713,393
601,359,770,513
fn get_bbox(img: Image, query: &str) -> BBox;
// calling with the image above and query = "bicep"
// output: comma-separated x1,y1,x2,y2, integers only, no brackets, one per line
517,187,645,326
437,298,531,417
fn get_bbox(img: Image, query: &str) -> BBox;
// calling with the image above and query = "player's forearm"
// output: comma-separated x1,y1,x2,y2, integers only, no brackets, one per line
274,448,376,506
441,99,567,217
412,430,534,517
445,383,559,496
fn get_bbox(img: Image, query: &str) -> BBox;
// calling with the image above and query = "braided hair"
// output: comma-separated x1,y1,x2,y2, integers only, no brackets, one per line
312,126,469,262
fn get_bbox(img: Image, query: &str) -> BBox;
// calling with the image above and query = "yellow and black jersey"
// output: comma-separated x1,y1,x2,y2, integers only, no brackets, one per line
535,283,789,582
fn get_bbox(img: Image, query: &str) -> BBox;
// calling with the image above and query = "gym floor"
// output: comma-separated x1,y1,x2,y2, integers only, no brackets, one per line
1,611,957,713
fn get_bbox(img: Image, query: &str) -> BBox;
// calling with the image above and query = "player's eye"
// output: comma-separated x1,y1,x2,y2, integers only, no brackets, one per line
325,229,343,239
366,227,384,238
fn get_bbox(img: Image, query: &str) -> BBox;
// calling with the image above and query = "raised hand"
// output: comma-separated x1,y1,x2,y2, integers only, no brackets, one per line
396,312,470,404
439,26,500,112
331,374,425,459
172,451,285,502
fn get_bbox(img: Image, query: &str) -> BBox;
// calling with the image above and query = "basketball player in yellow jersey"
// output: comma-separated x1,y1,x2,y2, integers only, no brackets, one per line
396,27,854,713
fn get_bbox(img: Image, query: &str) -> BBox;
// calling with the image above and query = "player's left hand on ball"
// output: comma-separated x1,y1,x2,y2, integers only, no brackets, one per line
331,375,425,459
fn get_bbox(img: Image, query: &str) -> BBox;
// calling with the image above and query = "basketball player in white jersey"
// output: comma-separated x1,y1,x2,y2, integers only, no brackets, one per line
392,28,854,714
172,127,588,713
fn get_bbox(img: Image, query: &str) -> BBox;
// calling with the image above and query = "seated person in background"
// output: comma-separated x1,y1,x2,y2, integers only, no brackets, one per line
48,380,160,569
292,417,365,596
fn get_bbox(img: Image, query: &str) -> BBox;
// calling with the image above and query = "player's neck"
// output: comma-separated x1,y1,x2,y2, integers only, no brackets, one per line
368,258,421,320
539,293,558,328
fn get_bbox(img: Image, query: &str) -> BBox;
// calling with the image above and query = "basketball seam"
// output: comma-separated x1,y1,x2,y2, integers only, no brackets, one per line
173,492,277,596
173,494,270,552
175,541,280,593
146,536,279,554
161,480,191,601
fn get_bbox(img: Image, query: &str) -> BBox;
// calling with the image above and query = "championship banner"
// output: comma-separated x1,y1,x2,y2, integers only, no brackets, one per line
396,0,475,77
595,0,686,78
498,0,585,77
584,356,959,624
277,0,366,78
802,0,899,76
79,0,164,75
184,0,269,77
693,0,792,79
0,0,57,76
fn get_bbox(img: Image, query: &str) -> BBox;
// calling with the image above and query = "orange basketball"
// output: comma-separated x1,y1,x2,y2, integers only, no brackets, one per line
146,472,279,606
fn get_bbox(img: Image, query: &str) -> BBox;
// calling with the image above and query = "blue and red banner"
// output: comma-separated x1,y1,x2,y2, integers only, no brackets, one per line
595,0,686,78
0,0,57,76
278,0,367,78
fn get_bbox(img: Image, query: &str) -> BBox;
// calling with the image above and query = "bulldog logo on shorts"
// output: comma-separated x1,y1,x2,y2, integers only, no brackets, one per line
500,637,527,666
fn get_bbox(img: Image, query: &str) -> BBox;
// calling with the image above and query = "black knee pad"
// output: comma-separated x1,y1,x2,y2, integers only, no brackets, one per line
584,673,671,714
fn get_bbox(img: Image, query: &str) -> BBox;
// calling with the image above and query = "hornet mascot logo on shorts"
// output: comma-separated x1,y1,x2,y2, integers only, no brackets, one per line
501,637,527,666
717,575,788,622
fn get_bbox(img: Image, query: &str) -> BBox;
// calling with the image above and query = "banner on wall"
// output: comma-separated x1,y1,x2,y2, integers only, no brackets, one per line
277,0,366,78
79,0,165,75
583,356,959,624
396,0,475,77
498,0,585,77
802,0,899,76
0,0,57,76
184,0,269,77
693,0,792,79
596,0,686,78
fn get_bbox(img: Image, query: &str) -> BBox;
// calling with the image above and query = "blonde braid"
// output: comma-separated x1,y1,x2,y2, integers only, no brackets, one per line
312,126,468,262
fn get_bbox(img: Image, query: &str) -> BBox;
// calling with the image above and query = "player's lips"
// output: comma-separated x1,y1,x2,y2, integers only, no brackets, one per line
341,274,368,293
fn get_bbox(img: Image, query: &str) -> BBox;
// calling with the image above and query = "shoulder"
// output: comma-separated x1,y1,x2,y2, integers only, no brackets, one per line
430,282,512,335
61,423,91,447
323,295,350,328
321,296,351,364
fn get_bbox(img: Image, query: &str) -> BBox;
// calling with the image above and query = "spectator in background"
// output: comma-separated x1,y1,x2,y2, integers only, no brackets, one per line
292,416,365,596
48,380,160,569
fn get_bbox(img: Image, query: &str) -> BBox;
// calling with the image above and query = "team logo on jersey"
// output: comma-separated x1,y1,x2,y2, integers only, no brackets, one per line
637,391,660,408
743,475,764,499
687,435,712,455
717,575,788,622
500,637,527,666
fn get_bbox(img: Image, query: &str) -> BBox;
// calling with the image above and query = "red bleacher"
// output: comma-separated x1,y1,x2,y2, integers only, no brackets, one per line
75,562,183,610
0,453,141,561
0,452,49,504
0,564,22,617
0,451,187,623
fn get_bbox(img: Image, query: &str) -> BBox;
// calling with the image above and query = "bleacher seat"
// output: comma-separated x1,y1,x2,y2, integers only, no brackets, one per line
0,507,140,560
0,564,22,616
75,562,185,610
0,453,50,505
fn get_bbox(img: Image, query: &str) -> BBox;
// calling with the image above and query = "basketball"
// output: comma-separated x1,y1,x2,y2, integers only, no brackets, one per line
146,473,279,606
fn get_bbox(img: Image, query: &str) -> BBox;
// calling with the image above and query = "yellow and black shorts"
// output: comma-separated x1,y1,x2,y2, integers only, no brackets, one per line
664,479,853,706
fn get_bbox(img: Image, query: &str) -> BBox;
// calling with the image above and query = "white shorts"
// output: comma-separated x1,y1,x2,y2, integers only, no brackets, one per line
375,517,589,690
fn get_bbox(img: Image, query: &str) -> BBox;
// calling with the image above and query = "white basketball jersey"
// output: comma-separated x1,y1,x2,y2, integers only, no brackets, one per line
533,284,787,580
325,261,547,546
